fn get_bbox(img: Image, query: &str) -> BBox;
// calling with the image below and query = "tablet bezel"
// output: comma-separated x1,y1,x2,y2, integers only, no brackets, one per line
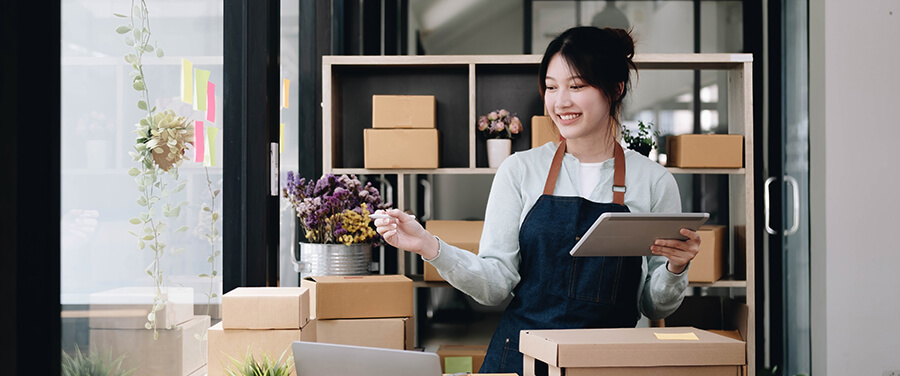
568,212,710,257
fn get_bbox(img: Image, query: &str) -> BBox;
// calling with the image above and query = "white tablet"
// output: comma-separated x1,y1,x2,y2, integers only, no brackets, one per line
569,212,709,257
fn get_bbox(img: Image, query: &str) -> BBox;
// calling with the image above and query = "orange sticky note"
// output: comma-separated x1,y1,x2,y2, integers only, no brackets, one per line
194,69,210,111
207,127,219,167
280,123,285,153
283,78,290,108
194,121,204,163
181,59,193,104
206,81,216,122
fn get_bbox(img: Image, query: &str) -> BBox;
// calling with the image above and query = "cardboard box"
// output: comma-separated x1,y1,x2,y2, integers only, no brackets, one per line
437,344,488,374
89,286,194,329
317,317,414,350
519,327,745,376
372,95,436,128
221,287,310,330
666,134,744,168
301,275,413,319
424,220,484,281
531,115,560,148
690,225,727,283
364,128,439,169
207,320,317,376
89,315,209,376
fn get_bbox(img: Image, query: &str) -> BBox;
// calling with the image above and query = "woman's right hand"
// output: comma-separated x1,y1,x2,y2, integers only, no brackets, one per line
373,209,440,259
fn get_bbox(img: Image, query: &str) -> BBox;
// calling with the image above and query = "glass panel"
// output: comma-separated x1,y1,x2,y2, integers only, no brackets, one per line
783,0,811,373
279,0,302,287
61,0,224,374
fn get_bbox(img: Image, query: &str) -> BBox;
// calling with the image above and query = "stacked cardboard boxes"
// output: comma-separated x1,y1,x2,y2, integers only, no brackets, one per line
302,275,414,350
364,95,439,169
437,344,489,374
425,220,484,281
88,287,207,376
208,287,316,376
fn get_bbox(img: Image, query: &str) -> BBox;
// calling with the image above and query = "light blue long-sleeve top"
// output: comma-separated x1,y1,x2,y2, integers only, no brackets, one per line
426,141,688,321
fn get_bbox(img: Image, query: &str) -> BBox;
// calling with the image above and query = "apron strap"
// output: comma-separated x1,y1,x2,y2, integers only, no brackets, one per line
542,139,627,206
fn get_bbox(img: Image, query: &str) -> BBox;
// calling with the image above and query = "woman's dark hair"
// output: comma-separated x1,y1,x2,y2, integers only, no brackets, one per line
539,26,637,137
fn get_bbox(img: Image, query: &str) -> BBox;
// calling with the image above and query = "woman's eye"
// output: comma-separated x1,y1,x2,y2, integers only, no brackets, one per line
571,85,585,90
545,85,557,91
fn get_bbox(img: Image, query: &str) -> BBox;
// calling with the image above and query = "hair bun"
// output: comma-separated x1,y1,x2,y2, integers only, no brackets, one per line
603,27,635,60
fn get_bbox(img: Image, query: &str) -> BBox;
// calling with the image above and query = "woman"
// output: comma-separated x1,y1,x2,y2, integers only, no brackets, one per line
374,26,700,375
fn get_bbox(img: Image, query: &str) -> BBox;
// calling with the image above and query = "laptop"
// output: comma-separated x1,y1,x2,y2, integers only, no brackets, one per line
292,341,443,376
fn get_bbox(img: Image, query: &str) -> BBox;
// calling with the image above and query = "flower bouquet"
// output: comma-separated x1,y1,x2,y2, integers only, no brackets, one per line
283,172,389,245
477,109,522,139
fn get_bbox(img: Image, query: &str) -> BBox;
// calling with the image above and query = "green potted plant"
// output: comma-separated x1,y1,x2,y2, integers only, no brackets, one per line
224,347,294,376
62,345,136,376
622,120,660,157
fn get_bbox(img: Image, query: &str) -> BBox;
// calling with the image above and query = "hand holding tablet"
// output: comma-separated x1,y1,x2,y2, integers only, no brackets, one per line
569,212,709,257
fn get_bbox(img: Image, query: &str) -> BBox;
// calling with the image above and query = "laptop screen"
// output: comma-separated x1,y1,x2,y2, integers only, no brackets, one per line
292,341,442,376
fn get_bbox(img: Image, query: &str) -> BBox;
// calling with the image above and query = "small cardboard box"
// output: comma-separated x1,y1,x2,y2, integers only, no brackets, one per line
372,95,436,128
89,315,209,376
424,220,484,282
89,286,193,329
690,225,727,283
301,275,413,319
221,287,310,330
666,134,744,168
437,344,489,374
364,128,440,169
531,115,560,148
207,320,317,376
317,317,414,350
519,327,745,376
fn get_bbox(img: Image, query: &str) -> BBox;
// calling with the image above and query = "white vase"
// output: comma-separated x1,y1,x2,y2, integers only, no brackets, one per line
487,138,512,168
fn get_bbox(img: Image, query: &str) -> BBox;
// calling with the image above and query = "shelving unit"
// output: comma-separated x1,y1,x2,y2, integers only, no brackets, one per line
322,54,754,374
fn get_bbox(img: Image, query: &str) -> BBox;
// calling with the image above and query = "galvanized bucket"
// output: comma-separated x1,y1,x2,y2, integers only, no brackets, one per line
293,242,371,278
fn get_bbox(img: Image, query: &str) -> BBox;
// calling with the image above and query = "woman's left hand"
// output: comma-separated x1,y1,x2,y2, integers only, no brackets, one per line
650,228,701,274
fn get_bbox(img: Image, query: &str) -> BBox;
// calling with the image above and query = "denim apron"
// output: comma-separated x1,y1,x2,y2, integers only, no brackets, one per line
480,140,643,375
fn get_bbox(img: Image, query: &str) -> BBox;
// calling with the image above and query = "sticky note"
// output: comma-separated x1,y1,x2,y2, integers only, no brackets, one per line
194,121,205,163
206,81,216,122
181,59,193,104
654,332,700,340
280,123,285,153
444,357,473,374
283,78,290,108
194,69,211,111
207,127,219,167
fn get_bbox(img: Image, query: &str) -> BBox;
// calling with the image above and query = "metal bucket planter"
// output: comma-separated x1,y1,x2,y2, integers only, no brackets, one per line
293,242,371,279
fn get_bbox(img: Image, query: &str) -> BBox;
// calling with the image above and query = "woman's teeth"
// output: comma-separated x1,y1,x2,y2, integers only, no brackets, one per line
560,114,581,120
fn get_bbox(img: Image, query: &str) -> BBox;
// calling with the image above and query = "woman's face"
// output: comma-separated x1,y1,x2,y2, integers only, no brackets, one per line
543,53,612,142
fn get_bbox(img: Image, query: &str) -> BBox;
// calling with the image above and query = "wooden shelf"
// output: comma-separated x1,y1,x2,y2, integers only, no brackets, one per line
689,276,747,288
330,167,744,176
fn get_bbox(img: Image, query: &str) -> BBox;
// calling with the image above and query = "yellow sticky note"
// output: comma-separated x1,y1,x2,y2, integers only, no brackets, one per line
280,123,285,153
194,69,211,111
654,332,700,340
283,78,290,108
444,356,473,374
181,59,193,104
207,127,219,167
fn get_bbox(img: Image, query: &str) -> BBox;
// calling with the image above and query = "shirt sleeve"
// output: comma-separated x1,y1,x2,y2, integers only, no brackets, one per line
640,171,689,320
425,154,524,306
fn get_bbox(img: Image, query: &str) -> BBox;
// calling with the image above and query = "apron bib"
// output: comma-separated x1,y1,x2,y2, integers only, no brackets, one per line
480,140,642,375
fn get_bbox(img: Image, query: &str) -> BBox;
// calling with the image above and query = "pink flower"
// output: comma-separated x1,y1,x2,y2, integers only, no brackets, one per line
478,116,490,131
491,120,505,132
509,116,522,134
498,109,509,118
488,111,499,121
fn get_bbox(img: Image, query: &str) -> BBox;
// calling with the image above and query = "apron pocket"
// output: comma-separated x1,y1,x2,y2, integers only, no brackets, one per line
567,256,623,304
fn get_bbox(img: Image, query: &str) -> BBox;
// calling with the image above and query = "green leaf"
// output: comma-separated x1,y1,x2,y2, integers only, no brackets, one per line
129,217,142,225
129,231,138,237
138,240,145,250
199,273,209,278
144,226,153,234
207,256,214,263
124,54,136,63
133,28,141,40
138,100,148,110
178,200,189,208
125,36,135,46
113,12,128,18
137,196,148,206
211,293,218,298
139,213,149,221
151,106,157,112
143,45,154,52
212,213,219,222
133,5,141,16
157,242,166,250
213,189,221,198
128,167,140,176
156,48,165,58
202,206,211,212
133,80,145,91
157,223,167,233
115,25,132,34
175,248,185,255
212,270,218,276
214,250,221,257
142,234,154,241
174,225,188,233
139,118,150,127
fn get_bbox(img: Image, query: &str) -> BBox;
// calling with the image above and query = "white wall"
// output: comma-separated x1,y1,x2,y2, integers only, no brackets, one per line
810,1,900,375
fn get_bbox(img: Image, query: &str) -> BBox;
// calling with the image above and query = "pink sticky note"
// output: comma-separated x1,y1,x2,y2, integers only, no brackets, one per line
194,121,205,163
207,81,216,122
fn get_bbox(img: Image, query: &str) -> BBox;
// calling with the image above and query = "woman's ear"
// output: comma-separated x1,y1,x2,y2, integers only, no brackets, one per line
617,82,625,97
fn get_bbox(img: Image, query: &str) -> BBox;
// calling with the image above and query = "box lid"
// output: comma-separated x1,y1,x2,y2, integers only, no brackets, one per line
519,327,745,368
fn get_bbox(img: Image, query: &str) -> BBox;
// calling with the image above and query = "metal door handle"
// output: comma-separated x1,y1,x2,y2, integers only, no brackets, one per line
785,175,800,236
764,177,777,235
420,178,433,222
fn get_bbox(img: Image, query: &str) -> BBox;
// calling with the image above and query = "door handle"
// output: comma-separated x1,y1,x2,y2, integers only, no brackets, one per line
764,177,777,235
785,175,800,236
420,178,433,222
